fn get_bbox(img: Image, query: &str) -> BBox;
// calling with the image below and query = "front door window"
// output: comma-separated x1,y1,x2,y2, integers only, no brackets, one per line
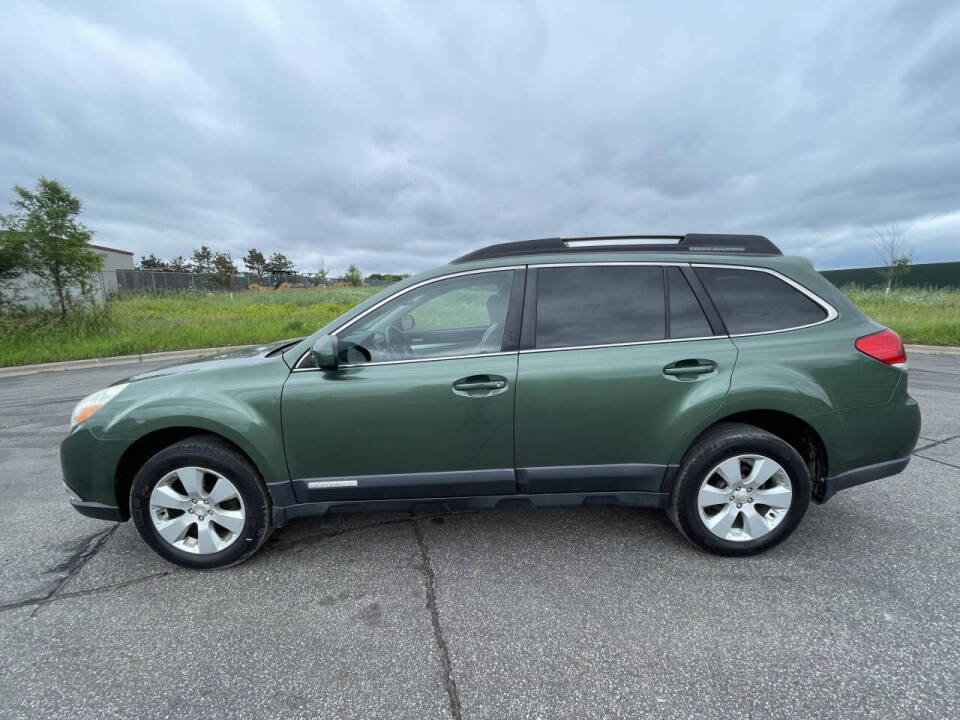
337,270,517,363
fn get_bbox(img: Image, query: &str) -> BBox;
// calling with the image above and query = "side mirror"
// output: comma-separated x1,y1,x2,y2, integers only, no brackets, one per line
310,334,339,370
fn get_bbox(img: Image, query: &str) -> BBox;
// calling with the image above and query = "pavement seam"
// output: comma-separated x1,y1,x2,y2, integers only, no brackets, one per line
912,453,960,471
412,518,463,720
28,523,119,617
911,367,960,377
912,435,960,453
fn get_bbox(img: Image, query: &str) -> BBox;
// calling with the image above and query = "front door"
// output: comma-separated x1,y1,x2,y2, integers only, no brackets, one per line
282,268,524,502
514,264,737,493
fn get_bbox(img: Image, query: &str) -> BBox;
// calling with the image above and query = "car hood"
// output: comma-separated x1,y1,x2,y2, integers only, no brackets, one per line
119,338,300,384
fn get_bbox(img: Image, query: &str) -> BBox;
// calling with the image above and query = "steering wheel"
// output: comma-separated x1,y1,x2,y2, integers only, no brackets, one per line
386,325,414,357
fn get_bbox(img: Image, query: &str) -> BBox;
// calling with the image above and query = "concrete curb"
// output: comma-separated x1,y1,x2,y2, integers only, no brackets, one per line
0,341,956,379
0,345,257,378
904,343,960,357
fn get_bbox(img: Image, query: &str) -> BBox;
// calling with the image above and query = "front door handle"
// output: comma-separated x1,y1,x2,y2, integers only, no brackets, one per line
663,359,717,380
453,375,508,396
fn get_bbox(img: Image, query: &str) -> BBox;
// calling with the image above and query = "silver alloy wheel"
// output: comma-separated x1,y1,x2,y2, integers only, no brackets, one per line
696,454,793,542
149,466,246,554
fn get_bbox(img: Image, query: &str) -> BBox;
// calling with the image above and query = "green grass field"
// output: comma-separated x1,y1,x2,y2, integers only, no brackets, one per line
0,287,378,367
0,285,956,367
841,286,960,346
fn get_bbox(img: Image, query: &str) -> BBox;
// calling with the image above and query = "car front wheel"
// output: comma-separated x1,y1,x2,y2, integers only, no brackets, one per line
667,423,811,556
130,435,273,569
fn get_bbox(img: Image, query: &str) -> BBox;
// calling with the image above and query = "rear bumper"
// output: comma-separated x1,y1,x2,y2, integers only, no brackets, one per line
817,455,911,503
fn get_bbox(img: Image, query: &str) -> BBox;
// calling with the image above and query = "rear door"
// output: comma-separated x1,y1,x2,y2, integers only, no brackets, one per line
514,263,738,493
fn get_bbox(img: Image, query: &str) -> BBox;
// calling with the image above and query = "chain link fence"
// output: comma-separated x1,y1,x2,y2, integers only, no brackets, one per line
97,270,393,299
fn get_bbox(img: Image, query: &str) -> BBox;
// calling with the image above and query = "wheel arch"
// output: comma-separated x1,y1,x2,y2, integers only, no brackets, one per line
113,426,269,520
668,409,829,500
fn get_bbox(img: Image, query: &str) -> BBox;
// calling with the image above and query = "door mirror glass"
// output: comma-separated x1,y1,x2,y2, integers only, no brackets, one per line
310,334,339,370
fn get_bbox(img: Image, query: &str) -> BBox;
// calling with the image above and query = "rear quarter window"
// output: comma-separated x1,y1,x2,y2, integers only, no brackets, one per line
695,267,827,334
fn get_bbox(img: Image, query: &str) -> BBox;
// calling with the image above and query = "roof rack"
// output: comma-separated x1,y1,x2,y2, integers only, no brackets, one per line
452,234,781,264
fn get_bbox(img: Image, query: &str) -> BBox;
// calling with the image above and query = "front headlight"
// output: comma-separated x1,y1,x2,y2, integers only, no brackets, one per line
70,383,128,427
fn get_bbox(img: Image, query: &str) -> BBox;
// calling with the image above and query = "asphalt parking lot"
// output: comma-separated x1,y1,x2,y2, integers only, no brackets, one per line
0,354,957,719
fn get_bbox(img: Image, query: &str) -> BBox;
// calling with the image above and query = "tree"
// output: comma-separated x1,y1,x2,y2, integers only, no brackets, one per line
210,251,238,288
191,245,213,274
316,259,328,286
0,177,102,317
265,251,294,274
168,255,189,272
344,263,363,287
242,248,267,275
138,253,166,270
872,220,913,293
0,229,28,304
366,272,409,284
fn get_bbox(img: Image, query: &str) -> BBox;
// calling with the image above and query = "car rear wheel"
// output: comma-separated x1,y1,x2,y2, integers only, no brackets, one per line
130,435,272,569
667,423,810,556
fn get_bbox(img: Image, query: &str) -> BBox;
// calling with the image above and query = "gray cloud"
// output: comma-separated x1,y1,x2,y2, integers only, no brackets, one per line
1,0,958,274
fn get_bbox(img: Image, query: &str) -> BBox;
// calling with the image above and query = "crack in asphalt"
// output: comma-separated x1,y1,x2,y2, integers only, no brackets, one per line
0,513,470,615
0,571,171,613
267,510,482,552
266,516,415,550
913,435,960,453
413,518,462,720
5,513,468,718
28,524,119,617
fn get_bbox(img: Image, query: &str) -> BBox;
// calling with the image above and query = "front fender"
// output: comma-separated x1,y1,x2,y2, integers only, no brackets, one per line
90,356,291,489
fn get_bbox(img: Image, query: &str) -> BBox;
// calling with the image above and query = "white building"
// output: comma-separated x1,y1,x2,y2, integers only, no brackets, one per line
7,243,135,308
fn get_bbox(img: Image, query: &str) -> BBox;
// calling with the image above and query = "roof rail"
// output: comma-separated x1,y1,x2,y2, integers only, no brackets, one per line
452,234,781,264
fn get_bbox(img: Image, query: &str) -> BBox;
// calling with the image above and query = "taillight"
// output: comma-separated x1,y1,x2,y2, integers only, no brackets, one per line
855,328,906,368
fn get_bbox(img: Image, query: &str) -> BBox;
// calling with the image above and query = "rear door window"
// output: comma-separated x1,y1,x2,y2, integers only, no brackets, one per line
695,266,827,334
535,265,665,348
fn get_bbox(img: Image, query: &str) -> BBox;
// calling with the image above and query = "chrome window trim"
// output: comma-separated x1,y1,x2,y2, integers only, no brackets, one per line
518,334,723,355
691,263,838,337
337,351,516,369
293,266,523,371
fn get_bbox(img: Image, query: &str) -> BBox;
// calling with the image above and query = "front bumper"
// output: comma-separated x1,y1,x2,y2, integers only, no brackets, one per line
70,499,124,521
818,454,911,503
61,425,129,520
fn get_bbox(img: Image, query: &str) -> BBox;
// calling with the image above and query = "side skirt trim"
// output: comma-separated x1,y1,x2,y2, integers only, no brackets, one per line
517,463,668,493
273,490,670,528
291,468,516,503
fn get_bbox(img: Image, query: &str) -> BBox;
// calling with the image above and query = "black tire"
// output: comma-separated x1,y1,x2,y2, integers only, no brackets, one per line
130,435,273,569
667,423,811,556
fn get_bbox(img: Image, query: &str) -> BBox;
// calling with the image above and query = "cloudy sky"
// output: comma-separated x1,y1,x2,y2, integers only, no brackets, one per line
1,0,958,274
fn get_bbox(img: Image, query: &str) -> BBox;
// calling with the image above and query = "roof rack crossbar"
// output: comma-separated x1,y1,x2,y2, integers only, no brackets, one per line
452,233,781,263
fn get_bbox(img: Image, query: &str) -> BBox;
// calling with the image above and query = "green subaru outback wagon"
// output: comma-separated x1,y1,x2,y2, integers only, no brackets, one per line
61,234,920,568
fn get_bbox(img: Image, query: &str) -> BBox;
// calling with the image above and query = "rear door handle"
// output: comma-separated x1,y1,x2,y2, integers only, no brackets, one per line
663,360,717,379
453,375,508,396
